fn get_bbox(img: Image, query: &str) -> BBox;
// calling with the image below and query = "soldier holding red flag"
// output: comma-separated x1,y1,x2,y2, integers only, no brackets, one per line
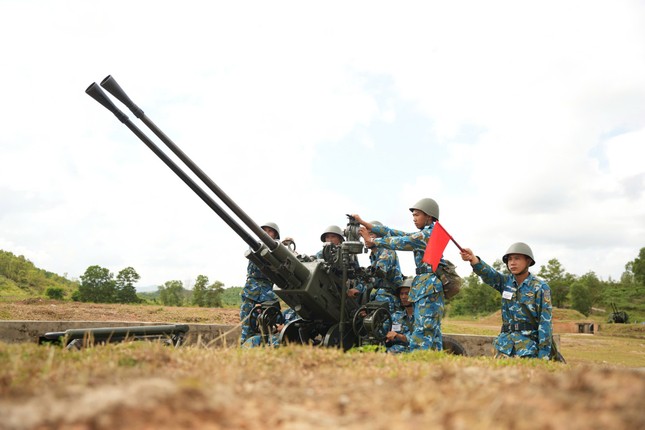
352,197,445,351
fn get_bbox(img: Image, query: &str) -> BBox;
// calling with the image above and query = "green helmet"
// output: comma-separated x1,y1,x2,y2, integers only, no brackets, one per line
409,198,440,220
502,242,535,266
320,225,344,242
369,220,383,237
261,222,280,239
396,276,413,293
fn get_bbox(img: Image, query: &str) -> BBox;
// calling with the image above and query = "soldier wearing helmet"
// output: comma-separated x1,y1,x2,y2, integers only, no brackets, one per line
320,225,345,244
313,225,345,260
385,276,415,353
356,220,404,314
351,197,446,352
239,222,282,344
460,243,553,359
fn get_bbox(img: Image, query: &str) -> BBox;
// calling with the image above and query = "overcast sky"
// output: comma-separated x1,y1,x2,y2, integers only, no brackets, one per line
1,1,643,291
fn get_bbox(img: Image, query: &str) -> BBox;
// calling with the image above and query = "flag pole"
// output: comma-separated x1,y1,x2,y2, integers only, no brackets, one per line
439,222,463,252
449,235,464,252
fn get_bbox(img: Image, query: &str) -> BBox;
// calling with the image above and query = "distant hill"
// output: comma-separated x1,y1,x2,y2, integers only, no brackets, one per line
0,250,79,299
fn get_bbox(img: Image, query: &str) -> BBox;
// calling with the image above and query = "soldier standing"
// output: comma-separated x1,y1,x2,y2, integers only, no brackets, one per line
239,222,281,345
459,243,553,359
353,197,445,351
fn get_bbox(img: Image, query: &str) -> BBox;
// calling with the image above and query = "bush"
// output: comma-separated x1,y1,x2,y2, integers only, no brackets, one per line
45,287,65,300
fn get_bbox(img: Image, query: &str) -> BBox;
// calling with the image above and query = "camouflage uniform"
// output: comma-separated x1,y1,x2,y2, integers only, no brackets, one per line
386,308,414,353
472,259,552,358
360,247,404,314
372,223,444,351
241,308,298,349
239,260,278,345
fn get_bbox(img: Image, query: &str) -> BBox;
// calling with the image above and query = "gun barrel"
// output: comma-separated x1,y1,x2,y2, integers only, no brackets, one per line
85,82,260,250
99,75,277,250
86,78,358,346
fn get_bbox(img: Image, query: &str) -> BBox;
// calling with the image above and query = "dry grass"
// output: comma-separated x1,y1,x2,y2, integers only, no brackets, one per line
1,342,644,430
1,301,645,429
0,299,239,325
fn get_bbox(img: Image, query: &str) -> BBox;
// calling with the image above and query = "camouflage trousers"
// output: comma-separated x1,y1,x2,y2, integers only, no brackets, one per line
241,334,281,349
386,342,410,354
408,292,445,351
239,299,258,345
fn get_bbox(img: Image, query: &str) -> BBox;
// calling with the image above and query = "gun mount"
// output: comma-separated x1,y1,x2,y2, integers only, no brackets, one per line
86,76,379,350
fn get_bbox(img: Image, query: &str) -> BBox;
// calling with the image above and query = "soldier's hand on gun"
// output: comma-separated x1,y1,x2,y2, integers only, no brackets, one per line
359,226,372,241
351,214,367,226
460,248,479,265
359,226,375,247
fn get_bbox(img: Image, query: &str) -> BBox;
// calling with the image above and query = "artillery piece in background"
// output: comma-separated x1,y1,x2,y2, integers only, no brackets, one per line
607,302,629,324
86,76,389,350
39,324,189,350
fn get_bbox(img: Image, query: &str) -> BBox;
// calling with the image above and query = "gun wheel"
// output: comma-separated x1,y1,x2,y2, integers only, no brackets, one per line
363,307,392,342
442,336,467,356
322,323,356,350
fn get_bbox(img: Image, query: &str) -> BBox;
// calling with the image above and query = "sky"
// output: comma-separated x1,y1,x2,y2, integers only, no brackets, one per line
1,1,644,291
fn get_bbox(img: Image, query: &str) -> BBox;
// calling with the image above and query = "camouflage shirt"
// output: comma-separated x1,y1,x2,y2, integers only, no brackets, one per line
472,259,553,359
372,224,443,302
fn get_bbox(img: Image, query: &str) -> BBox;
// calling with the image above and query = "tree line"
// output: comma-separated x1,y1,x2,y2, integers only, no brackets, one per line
74,266,226,308
1,247,644,319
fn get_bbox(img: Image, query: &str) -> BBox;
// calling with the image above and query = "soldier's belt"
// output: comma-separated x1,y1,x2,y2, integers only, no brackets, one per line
415,267,433,275
501,322,538,333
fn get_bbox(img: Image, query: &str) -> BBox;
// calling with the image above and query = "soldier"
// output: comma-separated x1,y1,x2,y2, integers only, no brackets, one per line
385,276,414,353
314,225,344,259
459,242,553,359
358,221,403,313
353,197,445,351
239,222,281,345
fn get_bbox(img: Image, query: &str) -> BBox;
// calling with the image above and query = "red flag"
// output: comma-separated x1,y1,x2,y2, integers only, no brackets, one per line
422,221,451,271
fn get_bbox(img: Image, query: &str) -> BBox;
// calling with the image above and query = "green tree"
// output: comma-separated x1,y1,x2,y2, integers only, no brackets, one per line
626,247,645,285
158,280,185,306
538,258,576,308
78,265,116,303
115,267,141,304
220,286,243,307
204,280,224,307
492,259,509,274
449,273,500,316
45,287,65,300
578,272,604,309
192,274,209,307
570,280,592,316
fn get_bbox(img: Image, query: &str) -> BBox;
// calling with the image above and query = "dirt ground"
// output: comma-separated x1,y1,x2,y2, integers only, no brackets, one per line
1,344,645,430
1,300,645,430
0,299,240,325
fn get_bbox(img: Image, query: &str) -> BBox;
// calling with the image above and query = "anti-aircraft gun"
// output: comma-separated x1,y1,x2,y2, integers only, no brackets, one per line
608,302,629,324
86,76,390,350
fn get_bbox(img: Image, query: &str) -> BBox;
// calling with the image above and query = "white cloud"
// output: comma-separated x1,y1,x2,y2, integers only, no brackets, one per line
0,0,644,291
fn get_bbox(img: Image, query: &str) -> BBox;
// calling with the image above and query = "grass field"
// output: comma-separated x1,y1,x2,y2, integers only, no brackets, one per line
1,300,644,429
